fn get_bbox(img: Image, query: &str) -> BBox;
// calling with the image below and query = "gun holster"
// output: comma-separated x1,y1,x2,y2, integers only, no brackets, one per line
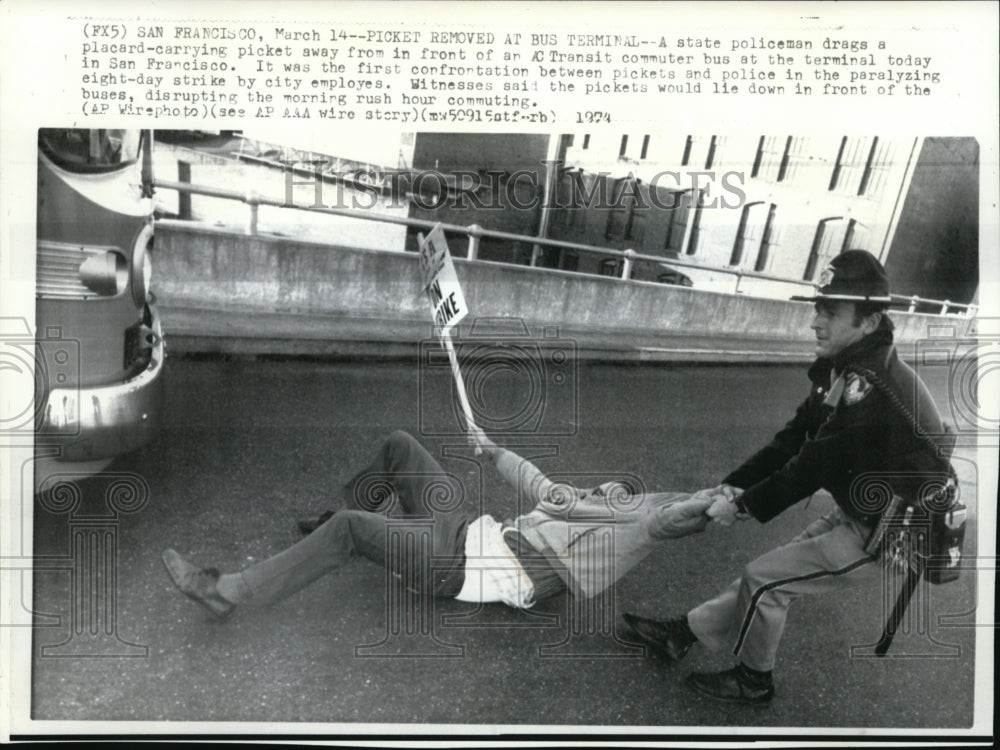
926,494,966,585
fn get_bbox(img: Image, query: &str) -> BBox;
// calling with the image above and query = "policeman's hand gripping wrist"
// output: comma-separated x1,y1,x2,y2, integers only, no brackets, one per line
706,485,749,526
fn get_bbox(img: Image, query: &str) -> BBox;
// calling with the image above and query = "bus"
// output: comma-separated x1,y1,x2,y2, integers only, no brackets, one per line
33,128,165,490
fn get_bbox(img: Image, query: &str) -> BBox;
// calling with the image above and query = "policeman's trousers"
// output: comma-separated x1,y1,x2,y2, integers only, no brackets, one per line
686,508,884,672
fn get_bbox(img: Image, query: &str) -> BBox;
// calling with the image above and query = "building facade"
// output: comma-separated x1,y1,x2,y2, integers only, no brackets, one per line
407,132,979,309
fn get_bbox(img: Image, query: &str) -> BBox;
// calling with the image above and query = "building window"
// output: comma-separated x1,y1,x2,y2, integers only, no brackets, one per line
619,135,629,158
605,175,645,242
729,201,776,269
857,137,878,195
705,136,718,169
662,189,691,255
599,257,622,277
858,137,895,199
804,217,846,280
538,247,580,271
829,136,872,193
779,136,809,183
686,189,705,255
657,270,693,287
551,169,589,232
755,204,778,272
751,136,765,178
841,219,871,253
751,136,787,182
681,135,723,171
828,137,847,190
842,218,858,254
681,136,693,166
582,134,590,150
730,202,761,266
640,134,651,160
776,137,793,181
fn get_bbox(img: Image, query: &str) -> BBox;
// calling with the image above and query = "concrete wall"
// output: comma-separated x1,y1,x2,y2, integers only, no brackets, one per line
152,221,970,361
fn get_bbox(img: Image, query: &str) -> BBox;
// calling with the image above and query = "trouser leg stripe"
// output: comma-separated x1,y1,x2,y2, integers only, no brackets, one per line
733,555,877,657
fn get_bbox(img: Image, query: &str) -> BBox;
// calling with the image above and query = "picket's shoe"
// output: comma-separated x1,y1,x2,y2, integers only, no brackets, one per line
685,665,776,705
162,548,236,619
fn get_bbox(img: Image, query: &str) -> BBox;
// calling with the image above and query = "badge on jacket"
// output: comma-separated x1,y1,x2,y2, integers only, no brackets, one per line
842,373,873,405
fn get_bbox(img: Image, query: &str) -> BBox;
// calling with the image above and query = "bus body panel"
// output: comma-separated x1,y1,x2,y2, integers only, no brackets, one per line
33,129,165,487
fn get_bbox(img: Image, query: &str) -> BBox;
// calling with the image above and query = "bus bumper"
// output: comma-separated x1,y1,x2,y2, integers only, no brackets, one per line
36,306,166,464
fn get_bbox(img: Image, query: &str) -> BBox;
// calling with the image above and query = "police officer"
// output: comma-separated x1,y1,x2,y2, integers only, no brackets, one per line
622,250,955,705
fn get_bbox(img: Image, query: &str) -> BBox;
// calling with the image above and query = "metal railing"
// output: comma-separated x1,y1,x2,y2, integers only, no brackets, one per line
891,294,974,316
153,177,977,318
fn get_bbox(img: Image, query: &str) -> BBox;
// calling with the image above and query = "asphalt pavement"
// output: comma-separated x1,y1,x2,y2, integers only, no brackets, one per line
28,353,981,736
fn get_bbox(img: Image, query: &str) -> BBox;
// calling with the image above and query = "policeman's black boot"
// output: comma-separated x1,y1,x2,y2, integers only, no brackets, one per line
621,612,698,663
686,663,775,705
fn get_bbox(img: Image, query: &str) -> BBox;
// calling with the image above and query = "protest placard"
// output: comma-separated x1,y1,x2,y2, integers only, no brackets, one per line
418,223,468,335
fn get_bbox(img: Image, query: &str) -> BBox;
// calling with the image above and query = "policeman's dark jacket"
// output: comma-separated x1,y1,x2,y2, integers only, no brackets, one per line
725,318,954,526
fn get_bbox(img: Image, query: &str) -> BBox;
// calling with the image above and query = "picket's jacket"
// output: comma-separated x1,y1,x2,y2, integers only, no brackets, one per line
725,321,954,526
488,449,711,599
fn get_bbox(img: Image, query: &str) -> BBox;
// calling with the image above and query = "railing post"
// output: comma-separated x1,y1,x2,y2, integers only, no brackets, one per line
529,243,541,267
246,191,259,236
467,224,482,260
909,296,918,314
940,300,951,315
177,161,192,220
621,249,635,280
